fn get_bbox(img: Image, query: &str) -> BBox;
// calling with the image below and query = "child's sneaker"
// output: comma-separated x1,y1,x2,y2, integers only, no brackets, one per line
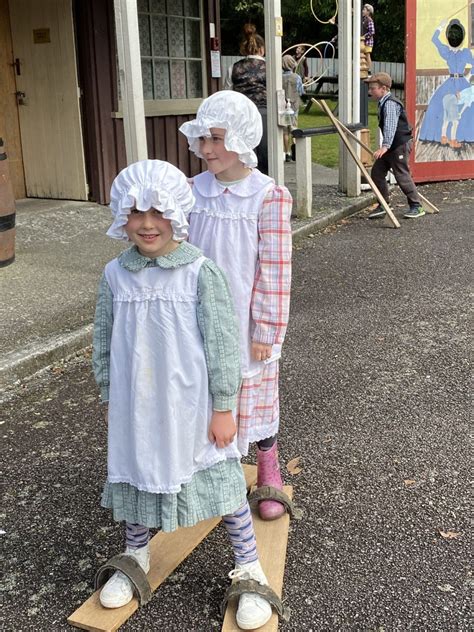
229,559,272,630
367,205,386,219
99,545,150,608
403,205,425,219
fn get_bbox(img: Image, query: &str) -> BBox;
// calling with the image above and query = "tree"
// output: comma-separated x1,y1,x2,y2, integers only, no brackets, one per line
219,0,405,62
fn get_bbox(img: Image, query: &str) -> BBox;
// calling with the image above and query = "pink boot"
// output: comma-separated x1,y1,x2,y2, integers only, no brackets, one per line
256,442,285,520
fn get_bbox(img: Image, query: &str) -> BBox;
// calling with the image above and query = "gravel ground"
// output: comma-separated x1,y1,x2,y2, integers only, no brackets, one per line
1,179,471,631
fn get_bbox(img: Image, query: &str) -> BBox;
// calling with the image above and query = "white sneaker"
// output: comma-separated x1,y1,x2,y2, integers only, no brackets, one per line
99,545,150,609
229,559,272,630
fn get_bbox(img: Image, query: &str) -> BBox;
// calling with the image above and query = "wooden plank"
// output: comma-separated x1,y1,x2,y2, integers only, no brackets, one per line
68,464,257,632
327,115,440,214
314,99,401,228
222,486,293,632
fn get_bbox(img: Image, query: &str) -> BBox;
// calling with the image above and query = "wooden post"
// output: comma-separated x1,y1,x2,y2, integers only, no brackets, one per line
264,0,284,184
0,138,16,267
338,0,360,196
114,0,148,164
295,137,312,218
360,129,373,166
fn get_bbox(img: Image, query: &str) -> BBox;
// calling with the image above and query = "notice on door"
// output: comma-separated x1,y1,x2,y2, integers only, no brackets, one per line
33,28,51,44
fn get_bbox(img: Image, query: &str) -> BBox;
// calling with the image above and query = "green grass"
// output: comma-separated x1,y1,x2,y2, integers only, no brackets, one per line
297,99,378,168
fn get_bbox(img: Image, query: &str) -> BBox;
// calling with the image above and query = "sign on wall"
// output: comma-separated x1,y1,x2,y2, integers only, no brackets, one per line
406,0,474,181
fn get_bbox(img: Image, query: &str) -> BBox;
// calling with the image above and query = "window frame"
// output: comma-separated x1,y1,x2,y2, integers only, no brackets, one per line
114,0,207,118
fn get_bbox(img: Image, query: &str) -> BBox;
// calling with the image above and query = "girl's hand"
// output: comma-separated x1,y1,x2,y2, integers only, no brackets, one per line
208,411,236,448
251,342,273,362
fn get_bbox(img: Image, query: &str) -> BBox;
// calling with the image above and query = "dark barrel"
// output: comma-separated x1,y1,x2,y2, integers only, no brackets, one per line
0,137,16,267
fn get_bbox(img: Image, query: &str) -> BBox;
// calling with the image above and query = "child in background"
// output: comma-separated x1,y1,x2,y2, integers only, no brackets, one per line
293,45,309,82
180,91,293,522
361,4,375,71
224,23,268,175
365,73,425,219
282,54,305,162
92,160,274,630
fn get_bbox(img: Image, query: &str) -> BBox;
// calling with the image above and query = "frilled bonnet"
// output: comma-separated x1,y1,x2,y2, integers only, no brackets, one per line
107,160,194,241
179,90,263,168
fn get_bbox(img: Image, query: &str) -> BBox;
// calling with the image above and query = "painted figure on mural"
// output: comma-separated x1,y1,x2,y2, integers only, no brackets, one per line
419,18,474,148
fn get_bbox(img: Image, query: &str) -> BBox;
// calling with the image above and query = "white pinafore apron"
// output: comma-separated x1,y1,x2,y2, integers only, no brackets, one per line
189,171,281,378
104,256,240,494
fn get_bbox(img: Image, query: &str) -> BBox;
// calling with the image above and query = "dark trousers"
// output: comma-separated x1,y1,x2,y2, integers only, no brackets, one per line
256,107,268,175
371,141,421,208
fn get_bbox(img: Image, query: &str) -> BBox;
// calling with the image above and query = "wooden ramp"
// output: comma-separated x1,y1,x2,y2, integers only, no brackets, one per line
221,486,293,632
68,464,257,632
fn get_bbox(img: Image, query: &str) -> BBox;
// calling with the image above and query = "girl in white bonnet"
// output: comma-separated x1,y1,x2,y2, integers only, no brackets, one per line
180,91,293,521
92,160,275,629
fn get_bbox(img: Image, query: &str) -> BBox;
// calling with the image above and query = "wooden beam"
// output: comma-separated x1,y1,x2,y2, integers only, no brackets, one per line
113,0,147,164
295,137,312,218
315,99,401,228
221,486,293,631
264,0,284,184
68,465,258,632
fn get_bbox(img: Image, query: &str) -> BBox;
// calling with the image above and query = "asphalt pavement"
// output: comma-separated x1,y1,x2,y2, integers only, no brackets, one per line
1,178,472,631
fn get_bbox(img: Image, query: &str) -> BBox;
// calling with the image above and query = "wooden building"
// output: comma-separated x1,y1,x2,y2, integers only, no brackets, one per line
0,0,220,204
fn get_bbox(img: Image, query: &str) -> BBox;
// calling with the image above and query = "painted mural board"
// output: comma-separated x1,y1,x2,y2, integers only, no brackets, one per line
406,0,474,181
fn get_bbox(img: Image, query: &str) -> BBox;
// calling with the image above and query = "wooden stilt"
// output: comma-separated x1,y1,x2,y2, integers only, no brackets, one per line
68,464,258,632
221,486,293,632
313,98,400,228
319,107,440,215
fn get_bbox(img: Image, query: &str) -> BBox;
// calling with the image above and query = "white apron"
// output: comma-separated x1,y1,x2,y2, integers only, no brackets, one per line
105,256,240,494
189,171,281,378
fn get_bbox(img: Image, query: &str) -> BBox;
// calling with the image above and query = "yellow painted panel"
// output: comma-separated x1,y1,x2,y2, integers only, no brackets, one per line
416,0,472,70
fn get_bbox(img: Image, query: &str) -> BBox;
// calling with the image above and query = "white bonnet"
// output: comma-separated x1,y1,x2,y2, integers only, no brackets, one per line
107,160,194,241
179,90,262,168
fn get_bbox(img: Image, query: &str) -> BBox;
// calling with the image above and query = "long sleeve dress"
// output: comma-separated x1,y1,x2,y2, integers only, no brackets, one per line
419,29,474,143
187,170,292,455
92,241,247,532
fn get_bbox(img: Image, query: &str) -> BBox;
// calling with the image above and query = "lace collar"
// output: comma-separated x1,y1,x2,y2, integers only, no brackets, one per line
118,241,202,271
192,170,274,199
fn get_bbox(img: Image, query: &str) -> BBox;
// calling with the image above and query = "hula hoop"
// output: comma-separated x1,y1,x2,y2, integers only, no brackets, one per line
282,41,337,89
310,0,339,25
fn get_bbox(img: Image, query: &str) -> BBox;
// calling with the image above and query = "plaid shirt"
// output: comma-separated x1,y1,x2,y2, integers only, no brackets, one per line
251,186,292,346
363,16,375,48
379,92,402,149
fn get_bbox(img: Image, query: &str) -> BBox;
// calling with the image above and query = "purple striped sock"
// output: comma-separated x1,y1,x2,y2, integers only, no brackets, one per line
223,502,258,565
125,523,150,550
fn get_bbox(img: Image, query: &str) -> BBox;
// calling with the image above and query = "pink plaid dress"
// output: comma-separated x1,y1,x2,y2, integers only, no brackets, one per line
189,170,292,455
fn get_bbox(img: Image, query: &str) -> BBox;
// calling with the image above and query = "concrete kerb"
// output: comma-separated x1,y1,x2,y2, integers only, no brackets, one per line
0,196,374,391
292,194,376,241
0,325,93,393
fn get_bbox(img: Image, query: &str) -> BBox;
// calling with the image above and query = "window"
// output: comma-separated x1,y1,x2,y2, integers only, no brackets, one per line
137,0,204,101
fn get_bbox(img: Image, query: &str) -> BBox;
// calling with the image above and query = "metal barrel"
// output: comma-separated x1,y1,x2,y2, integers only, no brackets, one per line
0,138,16,267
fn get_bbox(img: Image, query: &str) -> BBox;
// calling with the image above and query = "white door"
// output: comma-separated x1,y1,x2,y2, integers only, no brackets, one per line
9,0,88,199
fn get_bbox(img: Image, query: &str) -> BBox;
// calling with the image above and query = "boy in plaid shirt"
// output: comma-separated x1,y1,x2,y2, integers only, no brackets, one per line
180,91,293,521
